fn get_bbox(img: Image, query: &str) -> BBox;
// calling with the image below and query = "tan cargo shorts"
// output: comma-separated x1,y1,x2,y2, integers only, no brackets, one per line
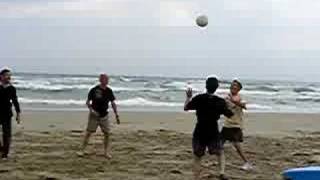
86,112,110,134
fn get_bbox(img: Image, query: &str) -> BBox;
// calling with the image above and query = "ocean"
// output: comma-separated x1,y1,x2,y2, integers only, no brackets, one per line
11,73,320,113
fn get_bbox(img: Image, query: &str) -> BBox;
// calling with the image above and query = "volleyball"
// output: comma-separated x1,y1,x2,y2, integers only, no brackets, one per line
196,15,208,27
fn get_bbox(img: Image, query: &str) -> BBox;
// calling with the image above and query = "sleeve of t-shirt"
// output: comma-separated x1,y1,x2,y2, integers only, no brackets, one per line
109,89,116,102
185,95,200,110
87,88,94,101
222,99,234,118
11,86,21,114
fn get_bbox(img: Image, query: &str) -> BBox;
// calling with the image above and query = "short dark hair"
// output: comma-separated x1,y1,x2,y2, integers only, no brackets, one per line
232,79,243,90
0,69,10,76
206,77,219,94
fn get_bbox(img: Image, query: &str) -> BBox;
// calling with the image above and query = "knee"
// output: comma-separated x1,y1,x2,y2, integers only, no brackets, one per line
3,127,12,135
209,149,222,156
103,132,110,138
193,150,205,158
232,142,240,148
85,131,92,137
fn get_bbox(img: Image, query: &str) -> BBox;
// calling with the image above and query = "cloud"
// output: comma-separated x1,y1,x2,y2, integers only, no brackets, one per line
3,0,320,79
2,0,320,27
0,0,133,18
0,0,202,26
159,1,201,26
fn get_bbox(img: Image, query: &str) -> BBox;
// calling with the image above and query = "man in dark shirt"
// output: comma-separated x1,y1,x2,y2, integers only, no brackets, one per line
78,74,120,159
0,69,21,160
184,76,233,180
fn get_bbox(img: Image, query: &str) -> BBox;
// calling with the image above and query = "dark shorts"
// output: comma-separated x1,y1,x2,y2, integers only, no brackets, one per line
221,127,243,143
192,135,223,157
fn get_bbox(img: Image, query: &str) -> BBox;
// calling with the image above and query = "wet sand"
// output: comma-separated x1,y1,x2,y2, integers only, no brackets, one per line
1,111,320,180
17,111,320,137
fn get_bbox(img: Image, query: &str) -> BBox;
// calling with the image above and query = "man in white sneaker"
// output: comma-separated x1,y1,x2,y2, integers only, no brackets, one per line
221,79,253,171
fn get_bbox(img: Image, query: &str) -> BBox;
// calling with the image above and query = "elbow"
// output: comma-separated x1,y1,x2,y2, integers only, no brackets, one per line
86,100,91,107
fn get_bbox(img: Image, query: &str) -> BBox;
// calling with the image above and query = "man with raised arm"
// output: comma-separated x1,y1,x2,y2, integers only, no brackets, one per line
184,76,233,180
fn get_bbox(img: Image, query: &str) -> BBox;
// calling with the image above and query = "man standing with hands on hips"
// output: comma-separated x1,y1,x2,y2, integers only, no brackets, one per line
78,73,120,159
0,68,21,160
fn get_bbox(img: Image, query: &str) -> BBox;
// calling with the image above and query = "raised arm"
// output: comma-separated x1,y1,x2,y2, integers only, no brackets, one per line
232,100,247,110
184,88,200,111
222,100,234,118
227,94,247,110
184,88,193,111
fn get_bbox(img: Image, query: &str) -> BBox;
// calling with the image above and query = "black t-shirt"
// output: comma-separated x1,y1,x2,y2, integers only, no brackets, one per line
186,93,233,139
88,85,115,117
0,84,21,118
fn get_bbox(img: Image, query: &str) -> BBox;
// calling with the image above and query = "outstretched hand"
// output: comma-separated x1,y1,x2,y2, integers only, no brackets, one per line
240,102,247,110
186,88,193,99
16,113,21,124
90,109,100,116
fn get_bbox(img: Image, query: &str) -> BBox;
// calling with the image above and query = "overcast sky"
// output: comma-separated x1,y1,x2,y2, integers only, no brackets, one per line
1,0,320,81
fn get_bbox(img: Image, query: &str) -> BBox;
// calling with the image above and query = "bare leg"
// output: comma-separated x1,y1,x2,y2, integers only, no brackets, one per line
193,156,201,180
232,142,248,163
77,131,92,157
103,133,112,159
218,151,226,176
80,131,92,153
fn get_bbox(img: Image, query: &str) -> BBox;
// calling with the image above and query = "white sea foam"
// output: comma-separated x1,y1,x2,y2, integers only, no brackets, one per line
19,97,183,107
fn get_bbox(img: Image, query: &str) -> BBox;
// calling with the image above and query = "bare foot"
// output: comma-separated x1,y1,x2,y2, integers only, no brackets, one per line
219,174,229,180
104,152,112,159
193,170,201,180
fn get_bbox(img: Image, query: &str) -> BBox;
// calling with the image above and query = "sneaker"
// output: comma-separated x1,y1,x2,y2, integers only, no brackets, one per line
219,174,229,180
1,154,8,161
76,151,89,157
241,162,253,171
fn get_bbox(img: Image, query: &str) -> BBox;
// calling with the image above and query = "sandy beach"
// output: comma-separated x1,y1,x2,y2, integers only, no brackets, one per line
1,111,320,180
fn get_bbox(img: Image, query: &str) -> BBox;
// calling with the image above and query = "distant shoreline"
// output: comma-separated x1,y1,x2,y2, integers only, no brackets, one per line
14,71,317,84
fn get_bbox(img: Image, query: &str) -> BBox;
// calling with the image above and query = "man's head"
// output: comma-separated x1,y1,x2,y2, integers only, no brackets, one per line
0,69,11,84
99,73,109,87
206,76,219,94
230,79,242,95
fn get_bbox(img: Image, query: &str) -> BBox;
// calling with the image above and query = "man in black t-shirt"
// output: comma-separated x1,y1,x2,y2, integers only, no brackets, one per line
0,69,21,160
184,76,233,180
78,74,120,159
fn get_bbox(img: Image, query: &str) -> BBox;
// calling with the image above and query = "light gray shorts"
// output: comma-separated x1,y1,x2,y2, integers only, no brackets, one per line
86,112,110,134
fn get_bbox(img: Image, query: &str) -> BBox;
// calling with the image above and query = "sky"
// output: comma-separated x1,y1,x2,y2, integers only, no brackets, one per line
1,0,320,81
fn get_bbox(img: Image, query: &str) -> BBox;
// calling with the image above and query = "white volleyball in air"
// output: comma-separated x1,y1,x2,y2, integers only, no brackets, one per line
196,15,208,27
